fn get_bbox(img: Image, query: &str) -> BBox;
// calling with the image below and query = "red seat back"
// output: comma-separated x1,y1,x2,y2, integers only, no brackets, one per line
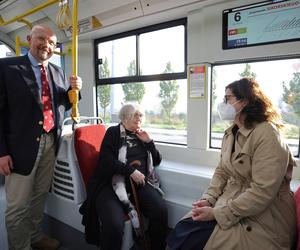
74,124,106,187
295,186,300,250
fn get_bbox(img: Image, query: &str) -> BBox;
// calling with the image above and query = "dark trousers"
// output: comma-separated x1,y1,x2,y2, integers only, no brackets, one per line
96,183,168,250
167,218,216,250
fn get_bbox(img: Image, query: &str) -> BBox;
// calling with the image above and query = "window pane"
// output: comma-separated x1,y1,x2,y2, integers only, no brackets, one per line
211,59,300,156
49,46,62,67
0,42,13,58
97,79,187,144
97,36,136,78
139,26,185,75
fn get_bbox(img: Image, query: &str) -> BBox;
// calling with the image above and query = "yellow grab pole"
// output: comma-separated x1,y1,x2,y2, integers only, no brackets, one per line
68,0,80,123
15,36,21,56
72,0,78,76
0,0,60,26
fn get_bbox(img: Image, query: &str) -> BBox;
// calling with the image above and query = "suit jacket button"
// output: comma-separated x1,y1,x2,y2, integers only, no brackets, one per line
246,226,252,231
39,121,43,125
238,160,244,164
36,137,40,142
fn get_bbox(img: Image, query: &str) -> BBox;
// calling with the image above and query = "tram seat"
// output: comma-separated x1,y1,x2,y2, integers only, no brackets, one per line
295,186,300,250
74,124,106,187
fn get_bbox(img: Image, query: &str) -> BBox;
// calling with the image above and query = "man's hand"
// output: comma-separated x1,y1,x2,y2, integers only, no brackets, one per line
0,155,13,176
69,75,82,91
130,169,145,186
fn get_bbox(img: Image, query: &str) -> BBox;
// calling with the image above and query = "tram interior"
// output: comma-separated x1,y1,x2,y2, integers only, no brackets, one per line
0,0,300,249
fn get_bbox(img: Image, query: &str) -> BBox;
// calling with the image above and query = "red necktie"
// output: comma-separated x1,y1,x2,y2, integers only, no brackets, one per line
41,65,54,132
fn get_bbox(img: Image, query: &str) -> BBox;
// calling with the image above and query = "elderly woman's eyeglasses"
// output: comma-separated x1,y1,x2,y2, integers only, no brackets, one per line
223,95,236,104
133,112,143,119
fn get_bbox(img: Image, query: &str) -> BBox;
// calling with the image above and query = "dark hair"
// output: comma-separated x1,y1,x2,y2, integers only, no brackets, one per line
226,78,283,129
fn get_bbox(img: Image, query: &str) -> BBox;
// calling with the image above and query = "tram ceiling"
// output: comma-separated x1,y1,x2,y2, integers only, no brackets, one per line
0,0,218,39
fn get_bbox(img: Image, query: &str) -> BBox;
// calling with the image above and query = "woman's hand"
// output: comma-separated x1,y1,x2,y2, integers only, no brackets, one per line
192,206,215,221
192,199,211,208
130,169,145,186
136,129,152,143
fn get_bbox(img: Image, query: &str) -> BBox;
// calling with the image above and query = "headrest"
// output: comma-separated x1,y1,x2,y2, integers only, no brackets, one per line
74,124,106,187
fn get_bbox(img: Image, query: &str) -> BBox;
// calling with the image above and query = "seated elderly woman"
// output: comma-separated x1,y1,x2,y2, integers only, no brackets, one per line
167,78,296,250
80,103,168,250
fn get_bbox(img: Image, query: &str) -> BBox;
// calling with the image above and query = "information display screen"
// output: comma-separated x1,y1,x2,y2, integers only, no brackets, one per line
222,0,300,49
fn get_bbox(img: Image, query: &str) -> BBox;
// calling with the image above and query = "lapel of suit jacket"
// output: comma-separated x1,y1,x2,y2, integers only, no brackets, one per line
19,56,43,110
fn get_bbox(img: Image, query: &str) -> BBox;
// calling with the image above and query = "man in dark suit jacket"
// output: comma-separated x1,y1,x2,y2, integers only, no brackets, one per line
0,25,82,250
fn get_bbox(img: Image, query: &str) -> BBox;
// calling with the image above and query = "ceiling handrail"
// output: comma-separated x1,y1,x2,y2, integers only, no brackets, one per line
68,0,80,123
0,0,60,26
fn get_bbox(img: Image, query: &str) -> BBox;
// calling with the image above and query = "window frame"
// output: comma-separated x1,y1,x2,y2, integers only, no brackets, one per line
209,54,300,158
94,18,187,85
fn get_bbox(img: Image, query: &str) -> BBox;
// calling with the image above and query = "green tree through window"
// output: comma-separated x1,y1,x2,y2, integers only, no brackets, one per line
98,58,111,121
122,60,145,104
159,62,179,124
239,63,256,79
282,71,300,118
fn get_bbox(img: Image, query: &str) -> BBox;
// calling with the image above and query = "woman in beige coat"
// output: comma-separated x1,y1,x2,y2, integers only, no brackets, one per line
167,78,296,250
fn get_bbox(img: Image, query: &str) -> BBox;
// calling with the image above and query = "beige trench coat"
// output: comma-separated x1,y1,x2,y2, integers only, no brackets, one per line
194,122,296,250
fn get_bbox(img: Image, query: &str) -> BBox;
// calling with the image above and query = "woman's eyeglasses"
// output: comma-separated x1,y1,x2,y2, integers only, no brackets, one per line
223,95,235,104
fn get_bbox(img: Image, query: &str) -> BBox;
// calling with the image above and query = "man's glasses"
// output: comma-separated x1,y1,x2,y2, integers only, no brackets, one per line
36,36,57,48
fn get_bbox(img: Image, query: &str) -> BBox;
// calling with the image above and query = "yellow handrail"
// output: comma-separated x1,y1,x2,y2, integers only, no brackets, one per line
0,0,60,26
68,0,80,123
15,36,21,56
72,0,78,76
17,19,33,29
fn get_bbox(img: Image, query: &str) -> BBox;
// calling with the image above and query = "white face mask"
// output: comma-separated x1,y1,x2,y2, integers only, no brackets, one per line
217,100,240,121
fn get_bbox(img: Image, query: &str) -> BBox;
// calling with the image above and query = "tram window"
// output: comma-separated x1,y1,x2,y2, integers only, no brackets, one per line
97,79,187,144
0,42,13,58
97,36,136,78
48,44,62,67
139,26,185,75
95,19,187,145
211,58,300,157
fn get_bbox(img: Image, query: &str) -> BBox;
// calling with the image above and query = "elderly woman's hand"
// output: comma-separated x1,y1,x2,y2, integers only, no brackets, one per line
136,129,152,143
191,206,215,221
130,169,145,186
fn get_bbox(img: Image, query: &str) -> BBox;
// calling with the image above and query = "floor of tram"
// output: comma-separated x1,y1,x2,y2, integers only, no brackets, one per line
0,180,97,250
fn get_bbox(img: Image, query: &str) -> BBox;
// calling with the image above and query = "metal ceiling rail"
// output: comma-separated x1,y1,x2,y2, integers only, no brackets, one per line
0,0,60,26
69,0,80,123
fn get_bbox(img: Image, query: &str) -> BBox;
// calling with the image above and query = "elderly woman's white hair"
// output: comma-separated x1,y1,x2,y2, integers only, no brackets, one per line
118,103,145,122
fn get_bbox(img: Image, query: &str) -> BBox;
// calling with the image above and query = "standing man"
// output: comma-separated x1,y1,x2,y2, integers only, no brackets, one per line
0,25,82,250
